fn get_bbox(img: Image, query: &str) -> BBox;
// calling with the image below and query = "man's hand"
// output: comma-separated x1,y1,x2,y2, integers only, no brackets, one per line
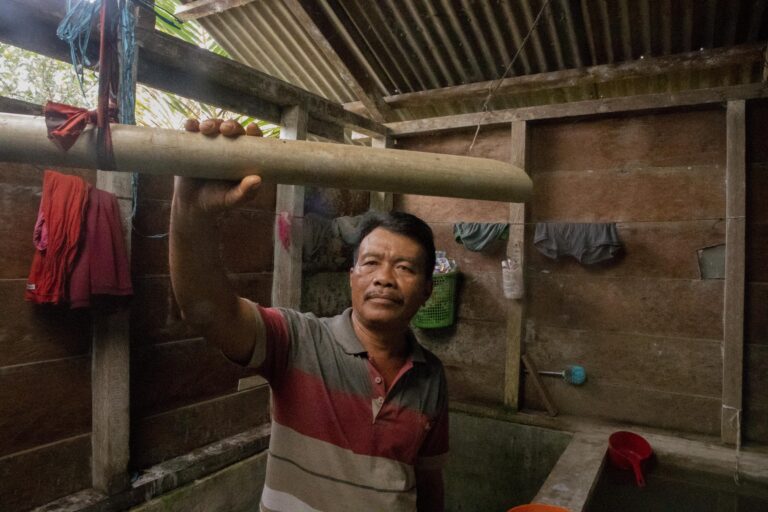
175,118,264,215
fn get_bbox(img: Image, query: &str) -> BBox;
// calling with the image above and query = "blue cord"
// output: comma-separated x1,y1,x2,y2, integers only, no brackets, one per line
120,1,167,239
118,0,135,125
56,0,102,98
58,0,169,238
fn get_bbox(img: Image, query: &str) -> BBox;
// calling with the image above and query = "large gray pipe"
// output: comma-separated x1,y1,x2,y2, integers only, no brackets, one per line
0,112,531,202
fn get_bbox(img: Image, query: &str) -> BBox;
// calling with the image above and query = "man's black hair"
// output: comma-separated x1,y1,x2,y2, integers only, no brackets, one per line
353,211,436,280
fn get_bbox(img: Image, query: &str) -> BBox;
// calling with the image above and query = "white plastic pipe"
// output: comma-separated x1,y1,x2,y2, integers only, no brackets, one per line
0,112,532,202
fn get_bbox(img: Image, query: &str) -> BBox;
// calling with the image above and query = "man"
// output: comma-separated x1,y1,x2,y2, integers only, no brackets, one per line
169,120,449,511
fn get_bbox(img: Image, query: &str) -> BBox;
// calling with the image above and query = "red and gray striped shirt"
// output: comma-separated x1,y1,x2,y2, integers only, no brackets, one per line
250,305,449,512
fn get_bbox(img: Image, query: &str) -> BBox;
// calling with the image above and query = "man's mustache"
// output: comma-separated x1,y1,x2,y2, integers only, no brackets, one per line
364,291,403,303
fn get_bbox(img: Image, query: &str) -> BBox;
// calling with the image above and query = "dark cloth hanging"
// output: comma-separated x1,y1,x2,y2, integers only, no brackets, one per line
69,187,133,308
453,222,509,251
533,223,622,264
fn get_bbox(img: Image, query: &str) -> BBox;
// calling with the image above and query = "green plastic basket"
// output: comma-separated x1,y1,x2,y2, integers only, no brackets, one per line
412,271,457,329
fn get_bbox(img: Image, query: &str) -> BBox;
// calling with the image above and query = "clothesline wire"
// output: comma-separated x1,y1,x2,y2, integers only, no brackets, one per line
428,216,738,227
131,213,741,238
468,0,553,154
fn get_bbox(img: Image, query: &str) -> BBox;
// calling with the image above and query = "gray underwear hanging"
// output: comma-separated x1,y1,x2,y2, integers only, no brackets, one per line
534,223,622,264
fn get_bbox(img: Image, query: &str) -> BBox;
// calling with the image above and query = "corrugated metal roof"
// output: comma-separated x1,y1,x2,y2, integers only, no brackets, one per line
198,1,356,105
190,0,768,123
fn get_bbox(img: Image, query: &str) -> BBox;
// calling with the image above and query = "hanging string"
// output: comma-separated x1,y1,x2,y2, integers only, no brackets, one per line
468,0,552,153
57,0,102,98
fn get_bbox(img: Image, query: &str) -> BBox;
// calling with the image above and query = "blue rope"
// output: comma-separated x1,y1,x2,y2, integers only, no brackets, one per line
58,0,170,238
118,0,135,125
118,1,166,238
57,0,102,98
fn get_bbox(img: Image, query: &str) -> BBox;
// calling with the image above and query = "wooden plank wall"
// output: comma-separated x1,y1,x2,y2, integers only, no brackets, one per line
745,98,768,443
130,173,271,469
394,127,514,405
0,163,93,510
524,108,727,435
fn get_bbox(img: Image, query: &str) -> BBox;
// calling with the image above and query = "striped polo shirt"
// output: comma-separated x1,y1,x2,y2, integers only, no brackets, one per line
250,305,449,512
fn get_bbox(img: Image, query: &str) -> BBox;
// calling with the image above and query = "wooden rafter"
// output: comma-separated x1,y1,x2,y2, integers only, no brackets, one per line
387,83,768,137
353,43,767,111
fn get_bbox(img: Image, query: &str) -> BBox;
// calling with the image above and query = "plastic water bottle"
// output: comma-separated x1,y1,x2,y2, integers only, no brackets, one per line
502,243,523,299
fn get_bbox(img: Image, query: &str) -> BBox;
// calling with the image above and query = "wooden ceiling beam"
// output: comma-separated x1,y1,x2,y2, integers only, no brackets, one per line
284,0,393,123
0,96,40,115
0,0,386,138
175,0,257,21
358,43,767,110
387,83,768,137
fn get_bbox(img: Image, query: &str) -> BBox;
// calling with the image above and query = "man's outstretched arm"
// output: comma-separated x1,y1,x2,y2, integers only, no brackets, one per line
169,119,266,365
169,177,264,364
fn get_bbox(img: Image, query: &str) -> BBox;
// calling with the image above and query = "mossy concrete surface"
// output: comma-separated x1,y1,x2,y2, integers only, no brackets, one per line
445,411,572,512
128,452,267,512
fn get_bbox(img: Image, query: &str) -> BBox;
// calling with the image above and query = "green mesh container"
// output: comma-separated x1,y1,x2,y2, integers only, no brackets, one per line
412,271,457,329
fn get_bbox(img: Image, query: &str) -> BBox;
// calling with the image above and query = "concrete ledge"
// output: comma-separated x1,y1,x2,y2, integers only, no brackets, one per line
129,452,268,512
33,424,271,512
532,434,606,512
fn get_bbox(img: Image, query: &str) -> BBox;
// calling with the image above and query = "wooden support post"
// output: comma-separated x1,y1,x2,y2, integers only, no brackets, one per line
369,134,393,212
92,0,136,492
722,100,746,445
271,105,308,309
92,211,133,475
504,121,528,410
91,297,131,494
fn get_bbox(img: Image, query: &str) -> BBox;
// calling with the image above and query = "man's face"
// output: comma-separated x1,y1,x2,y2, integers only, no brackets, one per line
350,228,432,331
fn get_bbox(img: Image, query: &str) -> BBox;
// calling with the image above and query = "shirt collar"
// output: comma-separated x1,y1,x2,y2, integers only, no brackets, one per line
332,308,427,364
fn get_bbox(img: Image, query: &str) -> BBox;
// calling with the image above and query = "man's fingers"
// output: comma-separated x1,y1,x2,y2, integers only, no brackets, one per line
200,118,224,136
221,120,246,137
241,175,262,193
224,175,262,208
192,118,256,138
245,123,264,137
238,175,262,202
184,118,200,132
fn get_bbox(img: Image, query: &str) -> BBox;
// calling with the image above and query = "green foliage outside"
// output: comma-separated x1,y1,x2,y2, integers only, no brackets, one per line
0,0,278,136
0,43,98,107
